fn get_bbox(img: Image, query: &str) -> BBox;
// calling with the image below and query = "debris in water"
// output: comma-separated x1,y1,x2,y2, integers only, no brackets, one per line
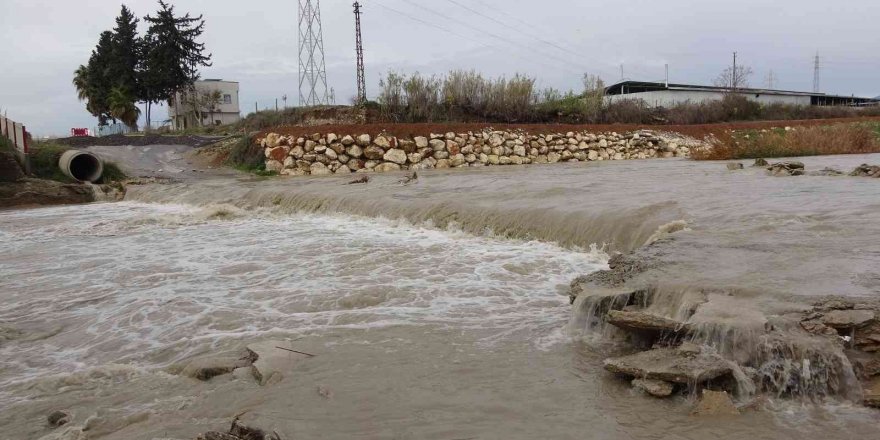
347,175,370,185
47,410,71,428
398,171,418,185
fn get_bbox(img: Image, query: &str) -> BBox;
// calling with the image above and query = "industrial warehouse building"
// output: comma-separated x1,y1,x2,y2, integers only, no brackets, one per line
604,81,879,108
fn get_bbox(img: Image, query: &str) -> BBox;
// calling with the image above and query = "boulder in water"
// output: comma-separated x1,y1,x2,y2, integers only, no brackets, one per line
47,410,71,428
604,345,732,384
821,309,875,329
726,162,744,170
632,378,674,397
690,390,740,416
180,352,251,381
752,158,769,167
607,310,692,337
767,161,805,176
247,340,313,386
850,164,880,178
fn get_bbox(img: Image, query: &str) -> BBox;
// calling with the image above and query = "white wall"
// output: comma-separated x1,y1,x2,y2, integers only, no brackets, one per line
606,90,811,107
169,80,241,129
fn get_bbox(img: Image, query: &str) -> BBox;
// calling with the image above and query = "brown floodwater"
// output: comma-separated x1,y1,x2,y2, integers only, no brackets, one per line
1,154,879,439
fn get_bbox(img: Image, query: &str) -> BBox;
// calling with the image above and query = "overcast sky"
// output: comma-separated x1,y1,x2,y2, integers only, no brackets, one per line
1,0,878,136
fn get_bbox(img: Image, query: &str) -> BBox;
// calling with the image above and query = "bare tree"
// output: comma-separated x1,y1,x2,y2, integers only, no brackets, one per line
201,89,223,125
714,65,754,89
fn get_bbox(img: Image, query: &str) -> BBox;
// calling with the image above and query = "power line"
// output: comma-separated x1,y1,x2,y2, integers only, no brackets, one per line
392,0,595,76
372,0,589,77
444,0,596,64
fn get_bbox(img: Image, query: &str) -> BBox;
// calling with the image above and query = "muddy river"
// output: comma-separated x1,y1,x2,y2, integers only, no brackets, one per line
2,154,879,439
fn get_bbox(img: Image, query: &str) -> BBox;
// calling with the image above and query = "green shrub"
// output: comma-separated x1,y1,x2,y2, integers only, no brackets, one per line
226,134,265,172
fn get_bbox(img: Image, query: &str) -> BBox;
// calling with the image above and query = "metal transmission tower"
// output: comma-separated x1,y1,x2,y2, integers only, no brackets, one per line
353,2,366,105
298,0,330,106
812,52,821,93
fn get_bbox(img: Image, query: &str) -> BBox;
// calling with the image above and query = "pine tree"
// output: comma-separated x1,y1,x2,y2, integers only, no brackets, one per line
142,0,212,128
84,31,115,125
108,5,141,103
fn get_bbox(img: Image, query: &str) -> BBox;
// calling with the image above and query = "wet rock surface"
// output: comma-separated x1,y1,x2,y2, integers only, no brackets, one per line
632,378,675,397
607,310,691,337
604,345,732,384
180,352,253,381
247,340,314,386
195,415,282,440
690,390,740,416
850,164,880,177
0,178,124,209
767,161,805,176
47,410,71,428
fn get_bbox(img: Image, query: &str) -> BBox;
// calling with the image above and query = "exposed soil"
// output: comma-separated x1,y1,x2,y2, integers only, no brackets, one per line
55,134,223,148
257,116,880,140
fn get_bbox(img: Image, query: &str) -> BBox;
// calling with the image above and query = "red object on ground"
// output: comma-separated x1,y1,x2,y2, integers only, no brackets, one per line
70,128,89,137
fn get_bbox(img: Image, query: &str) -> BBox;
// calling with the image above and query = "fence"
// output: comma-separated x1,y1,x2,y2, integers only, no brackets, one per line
95,122,132,137
1,115,30,173
1,115,28,154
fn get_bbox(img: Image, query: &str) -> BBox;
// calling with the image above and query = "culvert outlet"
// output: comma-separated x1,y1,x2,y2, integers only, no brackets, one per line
59,150,104,183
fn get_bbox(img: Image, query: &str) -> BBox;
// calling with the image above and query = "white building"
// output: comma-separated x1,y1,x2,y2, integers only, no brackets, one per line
169,79,241,130
604,81,879,108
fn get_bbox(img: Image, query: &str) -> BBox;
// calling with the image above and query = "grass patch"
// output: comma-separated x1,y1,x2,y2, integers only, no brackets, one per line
692,122,880,160
225,134,273,176
27,141,127,183
0,136,15,153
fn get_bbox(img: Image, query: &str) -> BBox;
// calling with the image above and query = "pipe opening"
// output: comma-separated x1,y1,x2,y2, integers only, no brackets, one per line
59,150,104,183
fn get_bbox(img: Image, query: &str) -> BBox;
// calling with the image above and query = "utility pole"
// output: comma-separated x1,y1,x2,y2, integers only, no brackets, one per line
732,51,737,90
813,52,821,93
298,0,330,106
353,1,366,106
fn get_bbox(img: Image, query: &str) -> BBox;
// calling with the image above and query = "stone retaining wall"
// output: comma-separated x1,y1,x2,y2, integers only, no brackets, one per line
261,129,700,176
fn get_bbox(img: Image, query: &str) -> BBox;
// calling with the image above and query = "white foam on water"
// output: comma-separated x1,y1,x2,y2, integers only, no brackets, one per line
0,202,606,396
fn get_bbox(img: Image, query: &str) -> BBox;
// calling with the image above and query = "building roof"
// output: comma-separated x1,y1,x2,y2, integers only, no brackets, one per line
604,81,878,103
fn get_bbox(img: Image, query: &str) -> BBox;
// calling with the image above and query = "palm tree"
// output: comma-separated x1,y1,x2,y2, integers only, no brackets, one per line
108,86,141,130
73,65,90,101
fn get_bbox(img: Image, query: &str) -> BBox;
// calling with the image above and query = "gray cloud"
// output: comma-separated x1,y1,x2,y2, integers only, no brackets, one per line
1,0,877,136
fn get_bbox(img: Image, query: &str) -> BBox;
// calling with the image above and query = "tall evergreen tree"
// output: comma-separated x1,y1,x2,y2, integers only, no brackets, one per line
83,31,115,125
109,5,141,100
142,0,212,128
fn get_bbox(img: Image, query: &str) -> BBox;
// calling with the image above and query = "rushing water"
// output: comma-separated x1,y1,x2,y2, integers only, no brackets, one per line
2,154,880,439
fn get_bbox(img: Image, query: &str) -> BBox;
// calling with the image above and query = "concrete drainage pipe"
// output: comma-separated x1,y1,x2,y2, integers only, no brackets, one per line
59,150,104,183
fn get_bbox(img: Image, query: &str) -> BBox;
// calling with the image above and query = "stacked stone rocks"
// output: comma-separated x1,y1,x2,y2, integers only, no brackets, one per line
261,129,695,176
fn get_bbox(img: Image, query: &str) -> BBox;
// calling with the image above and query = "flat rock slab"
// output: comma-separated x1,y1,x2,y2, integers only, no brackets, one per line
822,309,875,329
691,390,740,416
247,340,313,385
607,310,691,336
604,346,732,384
864,377,880,408
632,378,674,397
181,352,251,381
